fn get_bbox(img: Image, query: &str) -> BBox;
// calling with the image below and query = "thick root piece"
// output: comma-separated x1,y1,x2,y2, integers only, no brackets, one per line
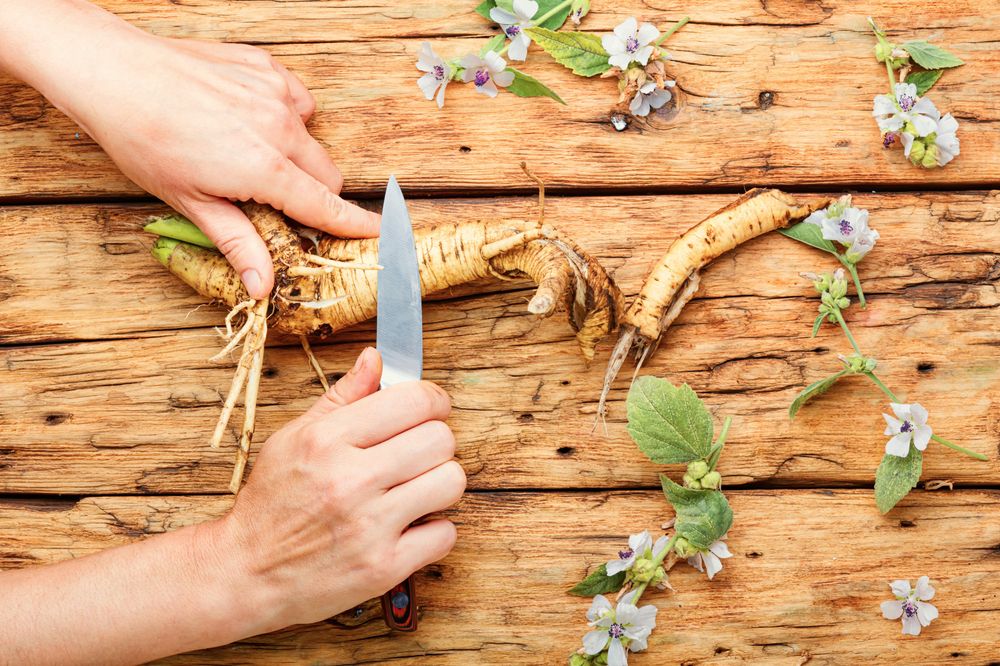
598,189,829,417
152,204,623,361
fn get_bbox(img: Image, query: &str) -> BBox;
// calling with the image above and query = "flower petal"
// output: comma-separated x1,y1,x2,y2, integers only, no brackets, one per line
513,0,539,20
613,17,638,41
508,36,528,61
890,579,912,599
460,53,483,70
687,553,704,573
911,114,938,137
637,22,660,45
489,7,518,24
881,599,904,619
635,45,654,65
493,69,515,87
902,613,922,635
913,96,940,121
418,73,440,100
703,551,723,580
913,425,932,451
709,540,733,558
435,80,448,108
890,403,911,421
917,601,939,625
878,115,905,132
872,94,896,117
484,50,507,73
652,535,670,559
900,132,915,157
628,530,650,552
938,113,959,135
609,52,633,70
607,638,628,666
915,576,935,601
634,604,658,631
885,432,912,457
587,595,613,622
615,602,638,626
602,34,626,55
894,82,918,101
909,403,928,426
583,629,610,655
606,558,628,575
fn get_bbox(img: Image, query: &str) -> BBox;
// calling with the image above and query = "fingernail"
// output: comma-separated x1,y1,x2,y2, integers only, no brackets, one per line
241,269,263,298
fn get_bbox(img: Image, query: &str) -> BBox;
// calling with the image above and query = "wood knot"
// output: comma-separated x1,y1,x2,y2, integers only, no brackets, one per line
758,91,775,110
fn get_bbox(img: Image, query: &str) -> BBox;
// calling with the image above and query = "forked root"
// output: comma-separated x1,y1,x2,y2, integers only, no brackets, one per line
597,189,830,418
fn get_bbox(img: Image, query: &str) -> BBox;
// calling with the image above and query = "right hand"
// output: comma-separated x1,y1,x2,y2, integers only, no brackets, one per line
211,347,465,633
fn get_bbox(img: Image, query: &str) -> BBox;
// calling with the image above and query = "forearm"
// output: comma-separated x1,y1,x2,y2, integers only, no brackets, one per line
0,516,267,665
0,0,145,134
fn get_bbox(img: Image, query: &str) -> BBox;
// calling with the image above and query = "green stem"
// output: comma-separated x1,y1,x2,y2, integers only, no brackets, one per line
838,256,867,309
629,534,678,602
655,16,689,45
532,0,573,28
833,309,863,357
707,416,732,470
931,434,988,461
865,371,899,402
885,57,898,97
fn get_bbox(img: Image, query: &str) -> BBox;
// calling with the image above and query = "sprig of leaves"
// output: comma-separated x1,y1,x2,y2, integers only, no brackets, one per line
525,27,611,76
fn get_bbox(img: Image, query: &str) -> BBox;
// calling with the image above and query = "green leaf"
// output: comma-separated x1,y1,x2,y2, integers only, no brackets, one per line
874,447,923,513
627,377,715,464
568,563,626,596
474,0,496,21
811,313,825,338
506,68,565,104
779,222,837,254
525,27,611,77
788,369,848,419
902,40,964,70
904,69,944,96
660,477,733,550
480,34,507,56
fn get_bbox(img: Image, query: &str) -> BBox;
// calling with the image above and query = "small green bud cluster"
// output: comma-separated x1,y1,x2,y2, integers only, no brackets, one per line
683,459,721,490
905,132,941,169
673,536,698,559
842,353,878,374
570,652,601,666
812,269,851,321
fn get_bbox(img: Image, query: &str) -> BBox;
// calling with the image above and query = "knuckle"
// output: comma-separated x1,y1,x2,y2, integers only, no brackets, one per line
323,190,346,219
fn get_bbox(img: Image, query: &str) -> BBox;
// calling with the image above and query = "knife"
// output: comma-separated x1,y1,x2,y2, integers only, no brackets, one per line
376,175,422,631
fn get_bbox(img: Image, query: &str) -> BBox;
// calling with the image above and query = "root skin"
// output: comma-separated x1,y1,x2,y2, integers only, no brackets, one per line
153,204,622,361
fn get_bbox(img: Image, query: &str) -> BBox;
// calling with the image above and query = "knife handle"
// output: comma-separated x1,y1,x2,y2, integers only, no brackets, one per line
380,576,418,631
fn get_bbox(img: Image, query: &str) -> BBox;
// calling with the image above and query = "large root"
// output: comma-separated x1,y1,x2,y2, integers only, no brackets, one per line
597,189,830,418
149,203,623,490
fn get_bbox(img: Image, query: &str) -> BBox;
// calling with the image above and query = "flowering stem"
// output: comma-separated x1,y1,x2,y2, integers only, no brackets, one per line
630,534,678,601
532,0,574,28
655,16,690,46
838,257,867,309
833,309,863,357
865,371,899,401
885,58,897,98
707,415,732,470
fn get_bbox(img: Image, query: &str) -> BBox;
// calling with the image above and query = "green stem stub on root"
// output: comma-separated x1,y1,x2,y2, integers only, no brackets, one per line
151,237,180,267
144,214,215,249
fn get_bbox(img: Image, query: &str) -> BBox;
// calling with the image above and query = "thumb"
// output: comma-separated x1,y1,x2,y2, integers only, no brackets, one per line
183,198,275,299
302,347,383,422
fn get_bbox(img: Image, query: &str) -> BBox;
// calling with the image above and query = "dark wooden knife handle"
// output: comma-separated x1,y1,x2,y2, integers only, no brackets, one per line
380,576,417,631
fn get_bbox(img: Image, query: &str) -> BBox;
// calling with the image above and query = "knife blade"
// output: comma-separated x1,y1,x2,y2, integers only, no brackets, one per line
375,175,422,631
376,175,423,388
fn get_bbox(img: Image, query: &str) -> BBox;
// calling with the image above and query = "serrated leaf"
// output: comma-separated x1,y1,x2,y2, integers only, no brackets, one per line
874,446,923,513
660,477,733,550
902,40,964,70
480,34,508,56
779,222,837,254
904,69,944,96
525,27,610,76
568,563,626,596
789,369,848,418
627,377,715,464
506,68,565,104
474,0,497,21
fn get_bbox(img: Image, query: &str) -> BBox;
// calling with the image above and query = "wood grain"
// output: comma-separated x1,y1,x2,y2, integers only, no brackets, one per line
1,1,998,199
2,490,997,664
1,192,998,493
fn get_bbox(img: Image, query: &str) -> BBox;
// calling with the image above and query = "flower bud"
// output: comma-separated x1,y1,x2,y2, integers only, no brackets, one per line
687,460,710,480
864,357,878,372
631,557,658,583
569,0,590,25
921,144,939,169
594,651,609,666
837,297,850,309
700,471,722,489
682,472,696,487
570,654,592,666
908,139,926,164
673,536,697,558
830,279,848,300
874,41,894,62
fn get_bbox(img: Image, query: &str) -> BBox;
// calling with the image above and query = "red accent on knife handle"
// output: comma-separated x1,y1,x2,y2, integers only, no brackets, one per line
380,576,417,631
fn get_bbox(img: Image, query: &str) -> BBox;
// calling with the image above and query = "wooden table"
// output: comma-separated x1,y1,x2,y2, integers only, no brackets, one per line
2,1,999,663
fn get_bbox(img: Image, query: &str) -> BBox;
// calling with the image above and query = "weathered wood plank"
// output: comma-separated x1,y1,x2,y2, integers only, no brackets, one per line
1,192,997,343
1,193,998,493
1,490,997,663
2,1,999,198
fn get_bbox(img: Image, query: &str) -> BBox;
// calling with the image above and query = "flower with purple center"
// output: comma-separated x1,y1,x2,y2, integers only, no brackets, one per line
604,530,671,577
881,576,939,635
489,0,538,62
582,592,657,666
602,17,660,70
459,51,515,98
902,112,961,168
416,42,451,108
883,402,932,457
629,80,674,117
805,196,880,263
872,82,939,138
686,538,732,580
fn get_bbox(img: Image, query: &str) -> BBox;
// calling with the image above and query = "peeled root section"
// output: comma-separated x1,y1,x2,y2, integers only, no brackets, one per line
597,188,830,418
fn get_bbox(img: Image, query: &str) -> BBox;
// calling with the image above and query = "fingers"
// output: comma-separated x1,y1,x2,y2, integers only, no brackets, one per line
311,380,451,449
365,420,456,489
381,460,466,530
289,126,344,194
257,157,380,238
392,519,458,579
271,59,316,121
301,347,382,422
182,197,274,299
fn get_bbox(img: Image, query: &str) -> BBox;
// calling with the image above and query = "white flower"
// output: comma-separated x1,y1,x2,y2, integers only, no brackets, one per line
582,592,657,666
805,197,879,261
605,530,670,575
602,17,660,69
882,402,932,457
881,576,939,635
629,80,674,117
687,538,732,580
489,0,537,62
873,83,940,137
933,113,960,166
460,51,515,98
416,42,450,108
